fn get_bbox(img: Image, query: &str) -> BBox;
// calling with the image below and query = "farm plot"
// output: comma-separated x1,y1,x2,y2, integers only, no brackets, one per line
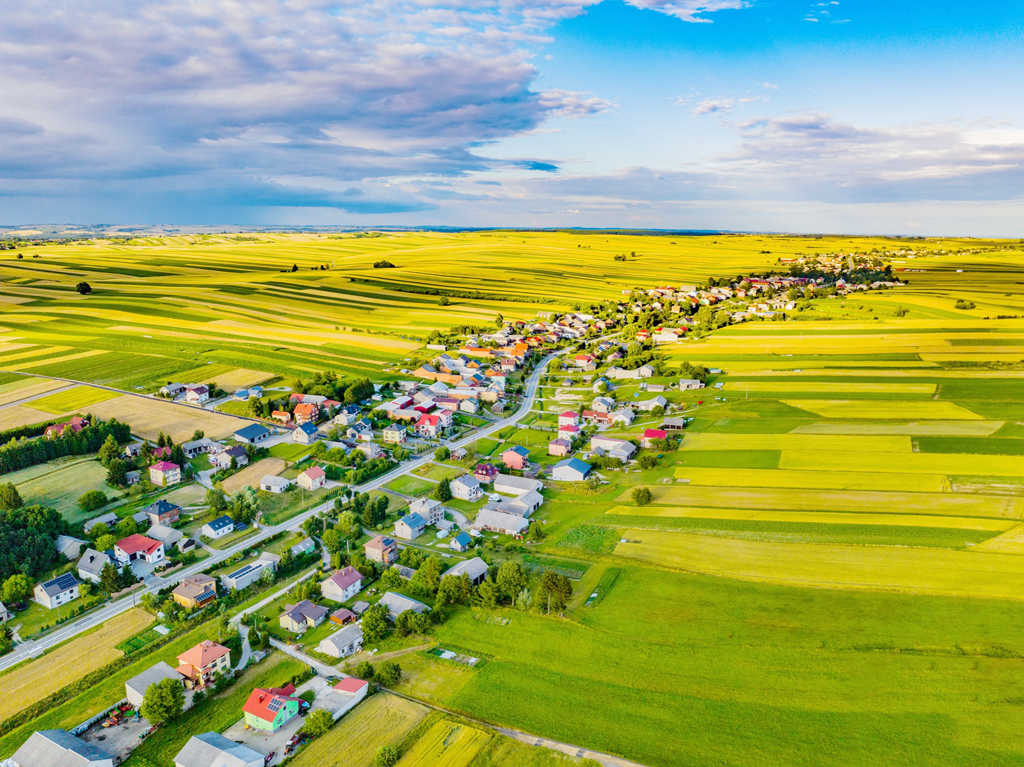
671,467,949,493
641,485,1024,519
0,376,70,406
724,382,937,395
779,450,1024,477
24,384,121,414
397,719,491,767
782,400,982,420
288,693,428,767
169,365,271,392
85,394,249,441
613,529,1024,599
791,421,1004,436
0,404,66,431
221,457,287,494
11,457,113,522
0,608,153,722
679,433,913,453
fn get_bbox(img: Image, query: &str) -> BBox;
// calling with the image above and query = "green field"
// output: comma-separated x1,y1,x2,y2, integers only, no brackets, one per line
22,385,121,414
8,457,114,522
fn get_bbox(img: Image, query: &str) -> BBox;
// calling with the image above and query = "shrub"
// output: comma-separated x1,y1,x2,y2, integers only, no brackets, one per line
78,490,108,512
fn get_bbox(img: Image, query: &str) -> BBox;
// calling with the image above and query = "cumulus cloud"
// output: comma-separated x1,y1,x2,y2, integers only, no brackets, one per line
691,95,764,116
620,0,745,22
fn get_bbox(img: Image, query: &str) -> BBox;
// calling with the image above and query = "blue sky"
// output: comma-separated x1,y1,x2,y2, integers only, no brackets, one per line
1,0,1022,234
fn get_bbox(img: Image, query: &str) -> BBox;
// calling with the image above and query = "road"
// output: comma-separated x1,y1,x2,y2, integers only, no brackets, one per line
0,349,560,673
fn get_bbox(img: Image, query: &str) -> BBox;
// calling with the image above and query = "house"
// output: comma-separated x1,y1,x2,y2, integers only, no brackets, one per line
219,553,277,591
184,385,209,404
260,475,291,493
293,402,319,425
472,508,530,537
182,438,214,459
502,445,530,471
125,661,184,707
357,442,383,460
43,416,89,439
548,438,571,457
279,600,328,633
33,573,80,609
409,497,446,525
444,557,489,586
243,684,302,733
297,465,326,490
414,413,442,438
55,534,86,561
451,475,482,501
202,515,235,540
83,511,118,534
635,364,655,378
364,535,398,565
233,423,270,444
590,435,637,460
346,418,373,441
679,378,705,390
0,602,8,623
330,607,357,625
172,575,218,609
557,424,579,441
211,445,248,470
493,474,543,497
148,524,185,550
450,531,472,552
383,423,407,444
272,409,293,425
610,408,636,427
395,511,426,540
291,538,317,558
77,548,110,584
551,457,592,482
160,383,186,397
152,446,173,460
292,421,319,444
484,490,542,517
173,732,264,767
378,592,429,621
332,406,362,426
591,396,615,413
143,499,181,526
558,411,579,427
321,566,363,603
474,463,499,484
642,428,668,448
9,730,113,767
125,470,140,486
317,623,364,659
149,461,181,487
459,397,479,414
636,395,668,413
115,534,165,565
332,677,370,700
176,640,231,688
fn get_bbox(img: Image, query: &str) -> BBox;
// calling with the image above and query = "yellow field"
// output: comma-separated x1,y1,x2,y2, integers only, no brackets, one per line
172,366,272,392
791,421,1003,436
85,395,250,442
0,377,70,406
782,400,983,420
221,457,288,494
288,693,428,767
921,353,1024,363
671,467,948,492
724,382,936,395
679,433,913,453
24,385,121,414
606,506,1016,531
0,404,67,431
0,608,153,721
640,485,1024,519
4,349,108,371
397,719,491,767
780,450,1024,477
0,346,72,365
613,529,1024,599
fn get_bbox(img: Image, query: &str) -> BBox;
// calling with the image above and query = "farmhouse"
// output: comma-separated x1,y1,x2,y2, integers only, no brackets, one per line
279,600,328,633
9,730,113,767
379,591,429,620
293,402,319,425
183,438,214,459
149,460,181,486
551,457,592,482
451,531,472,552
211,445,248,469
636,395,668,413
293,421,319,444
297,465,326,490
558,411,579,427
679,378,705,390
149,524,185,549
472,508,530,537
642,428,668,448
125,661,184,707
143,499,181,526
160,383,186,397
114,534,165,565
364,535,398,564
395,511,426,540
234,423,270,444
590,435,637,460
318,623,364,659
443,557,489,586
452,474,482,501
260,475,291,493
173,732,264,767
173,575,218,610
243,684,302,732
34,573,80,609
84,512,118,534
502,445,530,471
77,548,110,584
493,474,543,497
202,515,235,540
557,424,579,441
272,410,292,425
176,640,231,688
185,385,209,404
321,566,363,602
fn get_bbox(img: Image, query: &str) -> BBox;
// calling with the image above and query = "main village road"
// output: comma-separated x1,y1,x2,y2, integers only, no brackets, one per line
0,348,563,673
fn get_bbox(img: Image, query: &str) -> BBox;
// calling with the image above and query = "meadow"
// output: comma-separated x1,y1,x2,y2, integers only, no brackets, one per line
9,456,114,521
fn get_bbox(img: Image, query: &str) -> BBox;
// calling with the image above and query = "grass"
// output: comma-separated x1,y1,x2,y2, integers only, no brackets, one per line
670,466,950,492
287,692,428,767
8,456,115,522
0,608,153,723
556,525,619,553
395,719,491,767
679,433,914,453
782,399,983,420
387,475,437,497
268,442,313,461
22,384,121,414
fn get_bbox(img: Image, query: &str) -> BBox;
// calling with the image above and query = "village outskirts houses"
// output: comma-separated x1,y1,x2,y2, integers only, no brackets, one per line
149,460,181,487
364,534,398,565
176,640,231,689
321,566,363,602
33,573,80,610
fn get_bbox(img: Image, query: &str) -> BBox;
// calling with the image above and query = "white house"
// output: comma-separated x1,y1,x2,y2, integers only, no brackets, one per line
10,730,113,767
452,475,482,501
551,457,592,482
409,497,446,525
292,422,319,444
297,466,326,490
260,475,291,493
33,573,80,610
493,474,543,497
321,566,363,603
395,512,426,540
202,515,235,540
184,385,209,404
173,733,263,767
77,548,110,584
317,623,364,659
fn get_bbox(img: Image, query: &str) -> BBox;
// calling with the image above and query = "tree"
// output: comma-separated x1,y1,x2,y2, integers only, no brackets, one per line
515,588,533,611
631,486,652,506
496,561,528,602
106,459,128,487
304,708,334,738
539,572,573,612
0,483,22,511
361,603,389,644
118,563,137,589
205,488,227,511
476,579,498,609
434,446,450,461
379,567,404,590
394,610,419,637
526,520,545,542
322,529,342,555
77,490,108,512
410,556,444,596
637,454,658,470
374,745,399,767
140,677,185,725
97,434,120,467
376,660,402,687
435,573,470,606
438,296,450,306
191,430,205,441
99,561,120,593
94,534,117,553
116,516,139,537
355,661,375,680
432,477,452,503
2,573,30,604
374,495,389,525
76,281,92,295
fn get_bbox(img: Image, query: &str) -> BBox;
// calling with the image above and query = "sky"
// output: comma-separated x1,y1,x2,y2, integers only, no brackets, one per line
1,0,1023,234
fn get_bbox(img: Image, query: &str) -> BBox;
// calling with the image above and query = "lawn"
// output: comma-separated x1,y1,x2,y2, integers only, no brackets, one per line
7,456,115,522
386,475,437,497
267,442,313,461
22,384,121,414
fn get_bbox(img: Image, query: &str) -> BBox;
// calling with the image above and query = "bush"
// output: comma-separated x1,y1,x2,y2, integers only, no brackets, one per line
78,490,108,512
304,708,334,738
355,660,375,679
630,486,653,506
374,745,399,767
376,660,402,687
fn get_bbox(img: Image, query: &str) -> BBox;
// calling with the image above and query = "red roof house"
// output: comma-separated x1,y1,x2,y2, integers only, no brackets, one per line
642,428,668,448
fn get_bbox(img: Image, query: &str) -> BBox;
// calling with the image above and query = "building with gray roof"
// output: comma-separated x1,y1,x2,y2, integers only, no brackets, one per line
172,732,263,767
443,557,489,586
378,592,429,621
8,729,113,767
125,661,184,707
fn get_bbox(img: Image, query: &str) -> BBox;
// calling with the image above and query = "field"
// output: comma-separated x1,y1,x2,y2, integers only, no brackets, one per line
0,404,62,431
0,608,153,723
396,719,490,767
9,457,114,521
23,384,121,414
220,457,287,493
288,693,428,767
84,395,248,442
0,376,70,406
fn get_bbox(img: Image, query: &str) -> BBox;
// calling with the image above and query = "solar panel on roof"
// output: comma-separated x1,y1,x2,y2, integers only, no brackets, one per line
228,564,256,579
267,698,283,713
51,572,78,590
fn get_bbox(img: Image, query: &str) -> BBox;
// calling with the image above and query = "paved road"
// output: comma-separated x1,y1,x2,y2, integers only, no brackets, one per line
0,349,562,673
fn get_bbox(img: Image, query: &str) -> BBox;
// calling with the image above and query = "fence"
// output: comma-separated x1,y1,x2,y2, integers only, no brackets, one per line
70,698,128,735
